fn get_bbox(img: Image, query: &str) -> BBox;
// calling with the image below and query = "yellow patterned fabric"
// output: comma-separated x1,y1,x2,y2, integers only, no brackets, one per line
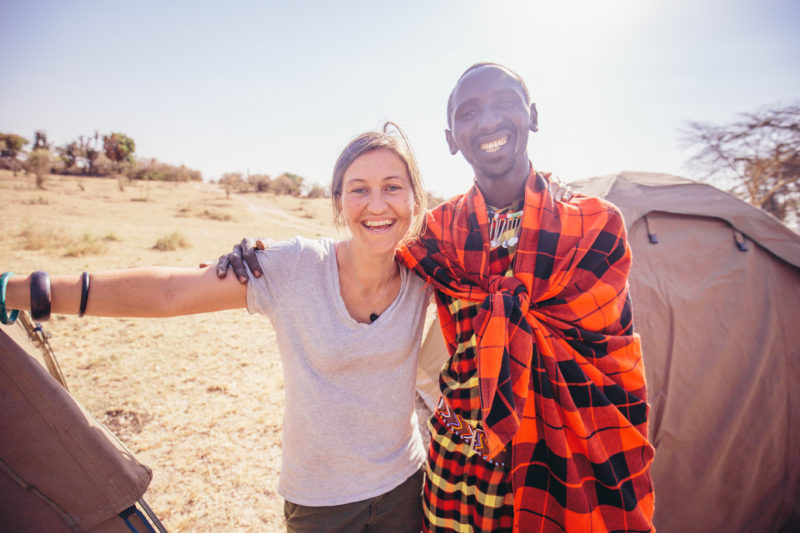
423,202,521,530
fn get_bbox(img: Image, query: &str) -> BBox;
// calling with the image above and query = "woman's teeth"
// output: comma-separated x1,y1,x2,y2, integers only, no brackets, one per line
364,219,392,229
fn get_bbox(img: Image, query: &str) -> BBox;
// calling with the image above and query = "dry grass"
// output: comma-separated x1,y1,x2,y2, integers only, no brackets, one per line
65,232,109,256
175,202,235,222
19,223,62,250
3,169,352,531
153,230,190,251
19,224,113,257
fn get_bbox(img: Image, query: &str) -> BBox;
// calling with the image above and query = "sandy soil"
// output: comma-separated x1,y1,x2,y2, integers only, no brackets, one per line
3,170,433,531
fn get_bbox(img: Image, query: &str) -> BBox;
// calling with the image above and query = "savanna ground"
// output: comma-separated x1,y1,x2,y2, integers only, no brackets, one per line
3,170,434,531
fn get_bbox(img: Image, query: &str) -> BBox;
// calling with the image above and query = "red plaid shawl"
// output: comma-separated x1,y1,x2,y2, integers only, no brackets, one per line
398,169,655,532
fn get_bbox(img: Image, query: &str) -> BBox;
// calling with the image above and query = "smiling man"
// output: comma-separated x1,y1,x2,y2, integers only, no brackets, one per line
397,63,655,532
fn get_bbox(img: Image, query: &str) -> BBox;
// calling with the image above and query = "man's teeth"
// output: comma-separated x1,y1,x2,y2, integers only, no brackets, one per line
481,136,508,153
364,220,392,228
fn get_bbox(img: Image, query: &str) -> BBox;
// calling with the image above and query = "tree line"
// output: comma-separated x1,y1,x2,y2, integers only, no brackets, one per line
0,129,328,198
0,130,201,188
3,103,797,222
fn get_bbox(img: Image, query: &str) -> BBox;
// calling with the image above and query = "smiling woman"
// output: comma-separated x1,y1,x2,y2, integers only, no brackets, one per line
339,149,417,257
331,122,427,239
2,122,434,532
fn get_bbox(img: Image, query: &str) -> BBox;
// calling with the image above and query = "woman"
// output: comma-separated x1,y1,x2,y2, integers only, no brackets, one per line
1,122,432,532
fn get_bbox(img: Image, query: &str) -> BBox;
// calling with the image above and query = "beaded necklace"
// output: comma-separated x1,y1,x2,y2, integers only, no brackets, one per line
487,208,524,249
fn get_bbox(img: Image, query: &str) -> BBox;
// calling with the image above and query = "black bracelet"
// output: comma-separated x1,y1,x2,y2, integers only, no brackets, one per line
30,271,51,322
79,271,90,317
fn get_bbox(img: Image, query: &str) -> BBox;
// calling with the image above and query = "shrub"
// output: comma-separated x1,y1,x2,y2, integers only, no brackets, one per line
271,173,303,196
153,231,190,251
19,224,61,250
219,172,249,195
93,153,114,175
0,157,23,173
306,184,327,198
18,225,115,256
176,205,233,222
24,149,52,188
248,173,272,192
125,158,201,182
64,233,108,257
201,209,232,221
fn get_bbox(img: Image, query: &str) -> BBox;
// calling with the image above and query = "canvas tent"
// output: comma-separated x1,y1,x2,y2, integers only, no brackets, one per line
416,171,800,532
0,315,160,532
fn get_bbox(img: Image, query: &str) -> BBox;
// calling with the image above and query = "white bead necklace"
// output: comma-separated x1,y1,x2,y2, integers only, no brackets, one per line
488,209,523,248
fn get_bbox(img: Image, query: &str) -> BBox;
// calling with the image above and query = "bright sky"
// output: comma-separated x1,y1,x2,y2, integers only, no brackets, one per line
2,0,798,198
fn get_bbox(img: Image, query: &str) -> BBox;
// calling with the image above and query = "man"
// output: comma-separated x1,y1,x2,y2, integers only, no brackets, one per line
402,62,654,531
221,63,655,532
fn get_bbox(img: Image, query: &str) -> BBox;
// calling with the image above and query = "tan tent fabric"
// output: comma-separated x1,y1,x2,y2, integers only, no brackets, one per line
0,319,152,532
415,172,800,532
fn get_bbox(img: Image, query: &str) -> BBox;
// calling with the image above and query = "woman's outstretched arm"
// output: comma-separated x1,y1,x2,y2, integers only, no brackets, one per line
3,266,247,319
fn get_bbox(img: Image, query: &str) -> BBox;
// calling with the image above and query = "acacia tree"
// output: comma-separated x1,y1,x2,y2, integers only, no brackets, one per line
103,132,136,168
0,133,29,158
84,132,102,174
57,132,103,174
32,130,50,151
683,103,800,224
0,133,28,174
58,140,83,172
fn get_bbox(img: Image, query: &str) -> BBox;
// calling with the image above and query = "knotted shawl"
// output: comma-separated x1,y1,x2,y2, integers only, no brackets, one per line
398,169,655,532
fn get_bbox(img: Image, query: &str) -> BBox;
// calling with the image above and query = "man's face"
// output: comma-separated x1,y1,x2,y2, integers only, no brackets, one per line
446,65,537,180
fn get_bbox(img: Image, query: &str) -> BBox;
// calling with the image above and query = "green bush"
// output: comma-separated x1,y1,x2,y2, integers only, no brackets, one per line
103,132,136,164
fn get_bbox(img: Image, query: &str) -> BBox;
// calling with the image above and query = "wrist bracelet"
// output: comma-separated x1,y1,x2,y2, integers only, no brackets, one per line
1,272,20,325
30,271,51,322
79,271,90,317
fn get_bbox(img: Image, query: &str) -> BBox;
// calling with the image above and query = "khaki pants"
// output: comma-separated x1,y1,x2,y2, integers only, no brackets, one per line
283,469,424,533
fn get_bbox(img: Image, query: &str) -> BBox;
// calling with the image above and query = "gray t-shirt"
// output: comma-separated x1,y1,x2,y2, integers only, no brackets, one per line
246,236,430,506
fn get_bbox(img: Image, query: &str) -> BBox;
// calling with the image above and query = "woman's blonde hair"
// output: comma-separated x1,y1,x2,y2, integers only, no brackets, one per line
331,122,427,240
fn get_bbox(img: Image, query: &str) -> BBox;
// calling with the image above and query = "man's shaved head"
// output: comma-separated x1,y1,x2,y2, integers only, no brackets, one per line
446,63,531,129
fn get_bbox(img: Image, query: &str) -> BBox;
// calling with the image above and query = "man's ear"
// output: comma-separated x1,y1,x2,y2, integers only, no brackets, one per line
445,129,459,155
529,103,539,133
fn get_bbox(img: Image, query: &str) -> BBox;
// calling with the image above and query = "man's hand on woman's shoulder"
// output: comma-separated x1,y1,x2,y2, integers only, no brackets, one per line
200,237,271,284
549,176,574,202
